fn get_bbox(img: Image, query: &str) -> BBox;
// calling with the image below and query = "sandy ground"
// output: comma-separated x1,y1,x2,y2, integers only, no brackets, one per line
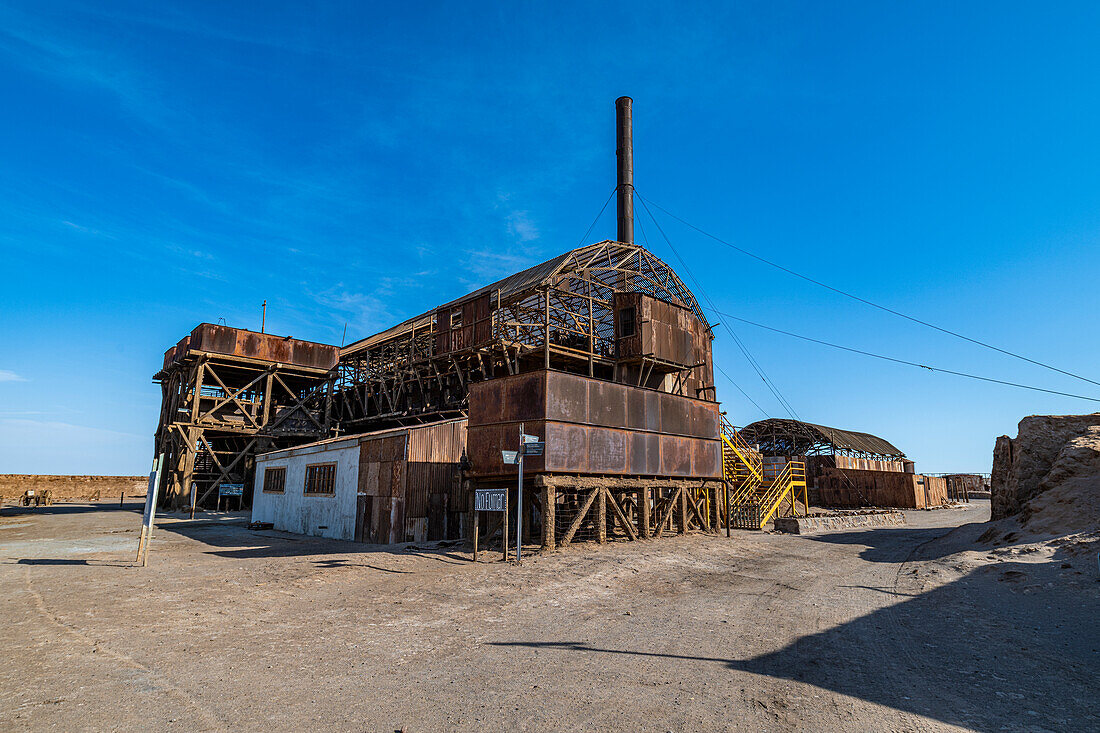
0,499,1096,732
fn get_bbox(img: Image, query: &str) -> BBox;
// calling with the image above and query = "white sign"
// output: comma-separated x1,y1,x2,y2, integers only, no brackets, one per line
501,450,520,465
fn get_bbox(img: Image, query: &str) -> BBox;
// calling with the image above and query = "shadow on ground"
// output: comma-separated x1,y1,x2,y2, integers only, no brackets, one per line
492,558,1099,732
157,520,471,564
0,503,145,518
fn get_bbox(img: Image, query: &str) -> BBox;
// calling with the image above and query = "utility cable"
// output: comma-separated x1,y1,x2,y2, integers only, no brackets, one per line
637,192,1100,389
637,209,768,417
634,191,802,420
576,188,617,248
705,306,1100,404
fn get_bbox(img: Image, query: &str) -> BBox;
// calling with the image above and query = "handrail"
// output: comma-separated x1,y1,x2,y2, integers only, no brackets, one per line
757,460,807,529
719,416,762,482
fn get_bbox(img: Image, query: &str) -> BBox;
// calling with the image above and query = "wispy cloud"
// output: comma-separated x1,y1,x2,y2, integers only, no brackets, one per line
506,210,540,242
0,418,142,440
0,370,27,383
0,7,172,130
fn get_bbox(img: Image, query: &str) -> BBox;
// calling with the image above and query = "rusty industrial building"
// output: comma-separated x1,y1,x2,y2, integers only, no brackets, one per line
150,97,949,547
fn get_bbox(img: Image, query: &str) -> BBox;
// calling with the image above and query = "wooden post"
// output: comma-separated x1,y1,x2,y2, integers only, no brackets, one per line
638,487,651,539
597,487,607,544
544,289,551,370
541,484,556,551
473,514,480,562
502,490,509,562
679,486,688,535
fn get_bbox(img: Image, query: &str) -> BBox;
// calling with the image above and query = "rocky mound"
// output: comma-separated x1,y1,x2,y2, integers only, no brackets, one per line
990,413,1100,538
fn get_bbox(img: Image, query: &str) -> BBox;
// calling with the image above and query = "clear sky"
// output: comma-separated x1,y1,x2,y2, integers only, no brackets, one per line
2,1,1099,475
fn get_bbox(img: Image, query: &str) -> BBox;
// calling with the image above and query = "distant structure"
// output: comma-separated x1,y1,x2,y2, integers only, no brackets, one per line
738,418,949,509
152,324,338,509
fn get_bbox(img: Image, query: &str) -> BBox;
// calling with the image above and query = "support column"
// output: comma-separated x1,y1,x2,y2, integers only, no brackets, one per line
638,486,651,539
597,486,607,544
180,427,198,511
541,484,556,550
679,486,688,534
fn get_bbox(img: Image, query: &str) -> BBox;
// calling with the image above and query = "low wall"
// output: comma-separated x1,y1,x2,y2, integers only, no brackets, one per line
774,510,905,534
0,475,147,501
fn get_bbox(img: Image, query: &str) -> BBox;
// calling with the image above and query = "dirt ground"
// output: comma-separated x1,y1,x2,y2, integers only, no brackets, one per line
1,499,1096,732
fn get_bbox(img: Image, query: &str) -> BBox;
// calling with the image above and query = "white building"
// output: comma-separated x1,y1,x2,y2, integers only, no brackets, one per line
252,419,467,543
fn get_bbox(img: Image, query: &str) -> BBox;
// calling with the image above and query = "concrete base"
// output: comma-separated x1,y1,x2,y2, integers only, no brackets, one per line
774,510,905,535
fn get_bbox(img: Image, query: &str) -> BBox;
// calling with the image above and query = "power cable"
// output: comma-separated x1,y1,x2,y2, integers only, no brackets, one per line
637,192,1100,389
706,306,1100,404
576,188,617,249
634,191,801,420
637,209,768,418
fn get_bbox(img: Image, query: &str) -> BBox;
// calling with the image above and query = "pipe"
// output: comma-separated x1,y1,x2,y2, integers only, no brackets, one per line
616,96,634,244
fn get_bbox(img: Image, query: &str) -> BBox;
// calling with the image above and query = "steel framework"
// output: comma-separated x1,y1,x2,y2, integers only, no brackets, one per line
333,240,714,430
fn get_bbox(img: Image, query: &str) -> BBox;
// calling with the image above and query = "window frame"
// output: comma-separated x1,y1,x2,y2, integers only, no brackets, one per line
619,306,636,338
303,462,337,496
262,466,287,494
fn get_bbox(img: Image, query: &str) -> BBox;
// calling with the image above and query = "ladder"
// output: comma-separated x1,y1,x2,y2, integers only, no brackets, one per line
721,417,808,530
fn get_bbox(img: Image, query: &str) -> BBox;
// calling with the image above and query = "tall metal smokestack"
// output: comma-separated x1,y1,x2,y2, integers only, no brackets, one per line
616,96,634,244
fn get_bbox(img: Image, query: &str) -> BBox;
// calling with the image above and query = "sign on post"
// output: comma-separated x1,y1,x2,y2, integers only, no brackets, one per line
501,450,519,465
218,483,244,511
520,441,544,456
474,488,507,512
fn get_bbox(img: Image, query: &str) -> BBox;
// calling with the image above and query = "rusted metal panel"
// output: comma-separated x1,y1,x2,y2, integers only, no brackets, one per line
468,370,719,478
544,421,586,473
692,439,720,478
588,428,627,473
589,379,626,427
658,392,690,436
468,377,503,425
184,323,338,370
545,371,587,422
473,292,492,345
502,372,545,422
660,435,693,476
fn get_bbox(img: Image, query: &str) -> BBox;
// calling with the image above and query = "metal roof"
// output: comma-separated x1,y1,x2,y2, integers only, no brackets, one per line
342,240,707,357
739,418,906,459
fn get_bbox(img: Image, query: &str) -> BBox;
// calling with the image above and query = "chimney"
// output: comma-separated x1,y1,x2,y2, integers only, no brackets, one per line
616,96,634,244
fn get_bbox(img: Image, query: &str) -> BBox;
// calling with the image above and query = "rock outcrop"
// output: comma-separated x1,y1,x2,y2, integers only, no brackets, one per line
990,413,1100,532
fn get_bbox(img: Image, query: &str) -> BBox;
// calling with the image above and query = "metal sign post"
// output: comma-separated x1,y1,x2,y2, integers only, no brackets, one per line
516,423,524,563
136,453,164,567
513,426,546,564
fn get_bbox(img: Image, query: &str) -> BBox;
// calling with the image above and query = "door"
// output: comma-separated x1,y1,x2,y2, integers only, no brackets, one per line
355,494,372,543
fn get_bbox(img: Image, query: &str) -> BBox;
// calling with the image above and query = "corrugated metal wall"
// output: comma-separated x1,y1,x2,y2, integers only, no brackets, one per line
355,419,467,544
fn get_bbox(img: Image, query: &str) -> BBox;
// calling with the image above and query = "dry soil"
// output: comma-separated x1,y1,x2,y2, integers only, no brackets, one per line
1,500,1096,732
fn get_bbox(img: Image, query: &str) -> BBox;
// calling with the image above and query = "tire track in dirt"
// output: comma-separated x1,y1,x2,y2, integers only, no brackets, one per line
19,565,224,731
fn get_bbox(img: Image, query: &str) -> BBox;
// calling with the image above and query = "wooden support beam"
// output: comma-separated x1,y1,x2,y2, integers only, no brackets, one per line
638,486,651,538
541,484,556,550
605,489,637,541
679,487,689,535
560,487,600,547
654,487,682,539
596,486,607,543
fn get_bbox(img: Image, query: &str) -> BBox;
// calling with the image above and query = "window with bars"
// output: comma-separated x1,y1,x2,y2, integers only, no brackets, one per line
262,466,286,493
304,463,337,495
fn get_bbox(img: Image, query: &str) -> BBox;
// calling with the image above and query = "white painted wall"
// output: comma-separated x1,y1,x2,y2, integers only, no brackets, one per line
252,437,360,541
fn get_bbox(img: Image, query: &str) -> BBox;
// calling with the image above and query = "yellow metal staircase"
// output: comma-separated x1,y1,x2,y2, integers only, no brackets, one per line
721,417,808,529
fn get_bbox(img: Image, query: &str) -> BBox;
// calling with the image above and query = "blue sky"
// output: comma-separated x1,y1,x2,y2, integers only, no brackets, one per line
2,1,1099,475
